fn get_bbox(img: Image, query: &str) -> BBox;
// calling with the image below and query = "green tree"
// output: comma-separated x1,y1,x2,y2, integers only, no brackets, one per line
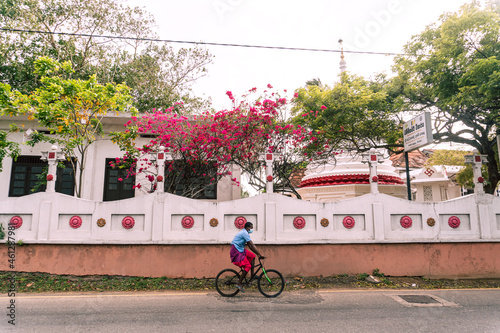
3,57,137,197
425,149,475,188
425,149,470,167
292,73,403,154
0,83,21,172
0,129,20,172
0,0,212,113
392,2,500,193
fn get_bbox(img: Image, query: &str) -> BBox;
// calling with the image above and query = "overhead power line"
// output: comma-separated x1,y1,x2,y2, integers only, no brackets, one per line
1,28,404,56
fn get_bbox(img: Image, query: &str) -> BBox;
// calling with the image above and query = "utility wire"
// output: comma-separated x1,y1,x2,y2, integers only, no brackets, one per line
0,28,404,56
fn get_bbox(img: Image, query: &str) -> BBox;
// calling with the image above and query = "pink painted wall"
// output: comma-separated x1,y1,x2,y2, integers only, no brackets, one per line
1,243,499,278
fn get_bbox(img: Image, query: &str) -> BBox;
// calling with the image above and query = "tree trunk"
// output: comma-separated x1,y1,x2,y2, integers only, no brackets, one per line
485,147,499,195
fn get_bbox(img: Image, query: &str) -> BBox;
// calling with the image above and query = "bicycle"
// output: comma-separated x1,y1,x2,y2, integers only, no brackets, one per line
215,257,285,298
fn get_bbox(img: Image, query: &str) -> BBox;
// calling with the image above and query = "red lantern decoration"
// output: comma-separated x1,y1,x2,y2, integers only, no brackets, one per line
267,175,273,182
372,176,378,183
400,216,413,229
293,216,306,229
478,177,484,183
181,216,195,229
69,215,83,229
448,216,461,229
46,174,54,181
234,216,247,229
122,216,135,229
343,216,355,229
157,175,164,182
9,216,23,229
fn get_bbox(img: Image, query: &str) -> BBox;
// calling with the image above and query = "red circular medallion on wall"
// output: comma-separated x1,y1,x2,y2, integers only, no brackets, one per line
9,216,23,229
448,216,461,229
69,215,82,229
122,216,135,229
293,216,306,229
234,216,247,229
181,216,195,229
46,174,54,181
400,216,413,229
372,176,378,183
267,175,273,182
342,216,356,229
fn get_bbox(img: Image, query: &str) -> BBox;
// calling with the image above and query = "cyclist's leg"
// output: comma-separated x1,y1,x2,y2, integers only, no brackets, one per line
245,250,256,278
236,257,251,289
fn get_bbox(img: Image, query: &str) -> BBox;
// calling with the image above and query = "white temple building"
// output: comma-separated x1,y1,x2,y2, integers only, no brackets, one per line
411,165,464,202
297,154,407,202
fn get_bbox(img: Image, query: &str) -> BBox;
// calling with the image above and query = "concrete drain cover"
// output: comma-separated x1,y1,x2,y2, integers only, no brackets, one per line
390,294,459,307
399,295,440,304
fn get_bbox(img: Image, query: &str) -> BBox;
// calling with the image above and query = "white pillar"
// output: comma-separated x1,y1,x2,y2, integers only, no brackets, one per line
156,146,166,193
259,149,282,195
42,145,64,193
362,148,384,195
155,146,172,194
497,135,500,195
266,157,273,194
465,154,487,195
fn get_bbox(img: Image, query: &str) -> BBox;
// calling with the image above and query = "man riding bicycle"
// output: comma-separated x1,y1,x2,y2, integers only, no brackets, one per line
230,222,264,292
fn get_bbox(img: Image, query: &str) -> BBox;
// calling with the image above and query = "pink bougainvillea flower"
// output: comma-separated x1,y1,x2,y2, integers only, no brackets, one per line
118,178,123,182
321,105,327,110
113,85,335,196
293,92,298,98
267,84,273,89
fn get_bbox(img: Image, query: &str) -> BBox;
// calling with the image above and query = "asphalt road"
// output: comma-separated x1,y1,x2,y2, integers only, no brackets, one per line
1,289,499,333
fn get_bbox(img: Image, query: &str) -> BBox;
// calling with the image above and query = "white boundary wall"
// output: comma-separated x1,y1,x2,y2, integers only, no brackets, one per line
1,192,500,244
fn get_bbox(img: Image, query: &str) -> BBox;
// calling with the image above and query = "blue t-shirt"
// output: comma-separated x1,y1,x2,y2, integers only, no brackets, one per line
231,229,251,253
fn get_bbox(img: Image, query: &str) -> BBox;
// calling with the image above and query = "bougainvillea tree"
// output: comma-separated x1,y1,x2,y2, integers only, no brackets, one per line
111,87,335,199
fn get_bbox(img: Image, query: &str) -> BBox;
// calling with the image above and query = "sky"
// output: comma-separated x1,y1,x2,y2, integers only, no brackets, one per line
122,0,482,195
126,0,472,111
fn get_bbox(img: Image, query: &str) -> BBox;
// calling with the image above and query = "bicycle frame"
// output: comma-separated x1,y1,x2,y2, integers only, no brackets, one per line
240,258,272,285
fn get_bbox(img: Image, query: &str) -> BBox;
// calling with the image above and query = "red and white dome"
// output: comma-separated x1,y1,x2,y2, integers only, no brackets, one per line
300,154,404,188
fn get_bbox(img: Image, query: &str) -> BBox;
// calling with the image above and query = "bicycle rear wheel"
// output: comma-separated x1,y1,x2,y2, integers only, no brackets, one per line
215,269,241,297
257,269,285,298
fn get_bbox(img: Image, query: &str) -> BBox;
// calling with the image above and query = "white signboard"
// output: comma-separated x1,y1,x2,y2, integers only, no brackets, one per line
403,112,433,152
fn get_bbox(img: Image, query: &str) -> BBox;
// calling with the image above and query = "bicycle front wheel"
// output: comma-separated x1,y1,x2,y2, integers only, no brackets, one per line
215,269,241,297
257,269,285,298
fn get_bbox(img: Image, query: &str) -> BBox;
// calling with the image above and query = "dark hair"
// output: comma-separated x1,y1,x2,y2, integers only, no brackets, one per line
244,222,253,229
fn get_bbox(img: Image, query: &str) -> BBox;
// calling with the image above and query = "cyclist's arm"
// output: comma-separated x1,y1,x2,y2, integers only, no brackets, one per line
247,241,263,258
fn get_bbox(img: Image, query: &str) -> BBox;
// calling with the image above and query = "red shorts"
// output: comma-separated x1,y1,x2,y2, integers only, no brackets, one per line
232,249,256,272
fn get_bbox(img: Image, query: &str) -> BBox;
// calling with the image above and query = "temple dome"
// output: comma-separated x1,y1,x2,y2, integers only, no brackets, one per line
297,153,407,202
300,154,404,188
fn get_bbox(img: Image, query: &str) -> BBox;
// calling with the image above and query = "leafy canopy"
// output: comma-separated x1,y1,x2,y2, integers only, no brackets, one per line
0,0,212,113
392,1,500,193
3,57,137,197
292,73,403,154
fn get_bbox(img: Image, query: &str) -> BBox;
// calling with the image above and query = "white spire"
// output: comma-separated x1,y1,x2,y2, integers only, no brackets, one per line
338,39,347,73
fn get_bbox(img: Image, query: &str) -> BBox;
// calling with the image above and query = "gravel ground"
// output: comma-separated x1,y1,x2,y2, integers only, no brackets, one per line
2,272,500,293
